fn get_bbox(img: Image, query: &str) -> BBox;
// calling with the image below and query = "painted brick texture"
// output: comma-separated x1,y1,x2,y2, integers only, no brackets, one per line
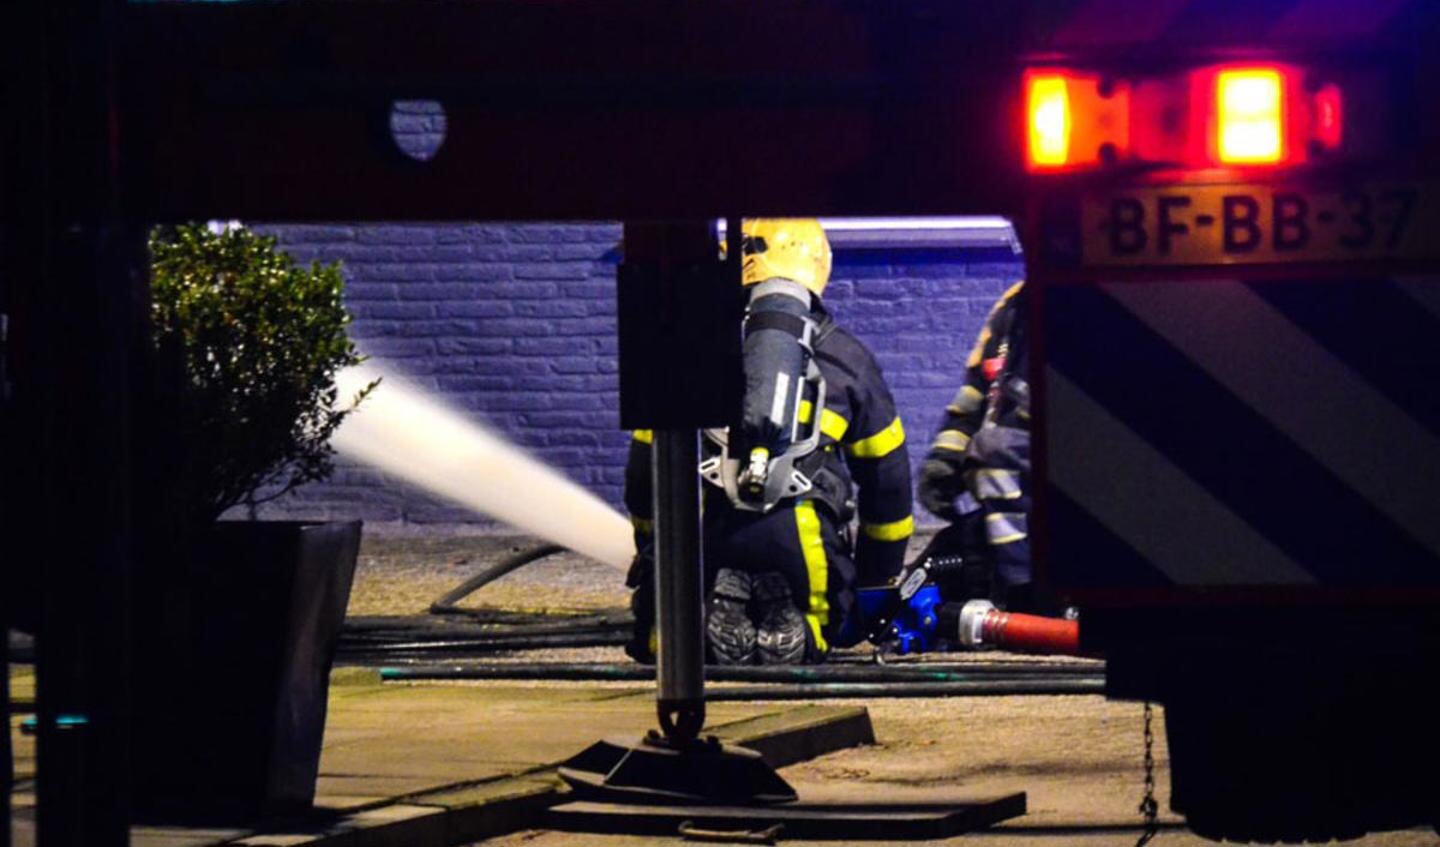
251,222,1023,530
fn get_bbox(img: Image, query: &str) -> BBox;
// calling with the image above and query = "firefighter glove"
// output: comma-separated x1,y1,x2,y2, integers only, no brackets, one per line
918,458,965,522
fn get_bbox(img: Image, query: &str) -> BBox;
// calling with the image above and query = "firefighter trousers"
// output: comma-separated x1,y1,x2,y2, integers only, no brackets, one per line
704,494,861,652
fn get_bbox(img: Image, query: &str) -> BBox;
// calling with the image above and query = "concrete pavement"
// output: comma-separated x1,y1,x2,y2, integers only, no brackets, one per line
7,666,873,847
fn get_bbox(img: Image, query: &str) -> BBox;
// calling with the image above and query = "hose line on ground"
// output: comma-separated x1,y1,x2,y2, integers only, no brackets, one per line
428,543,568,616
375,661,1106,689
702,680,1105,700
374,660,1102,682
373,663,1105,698
337,542,635,658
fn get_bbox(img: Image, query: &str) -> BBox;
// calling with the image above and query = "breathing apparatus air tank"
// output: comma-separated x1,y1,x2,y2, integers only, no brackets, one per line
698,219,834,513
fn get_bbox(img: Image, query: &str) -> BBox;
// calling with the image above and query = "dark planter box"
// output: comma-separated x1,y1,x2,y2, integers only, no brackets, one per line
132,520,361,824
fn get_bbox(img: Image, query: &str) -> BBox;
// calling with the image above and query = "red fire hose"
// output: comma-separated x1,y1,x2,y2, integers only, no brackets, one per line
957,600,1083,656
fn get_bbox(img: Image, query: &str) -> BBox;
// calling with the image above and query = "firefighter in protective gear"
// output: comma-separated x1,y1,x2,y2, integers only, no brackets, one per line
625,219,914,665
917,282,1046,613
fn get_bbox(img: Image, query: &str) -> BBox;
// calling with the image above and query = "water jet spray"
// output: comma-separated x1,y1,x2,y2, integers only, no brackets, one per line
332,361,634,570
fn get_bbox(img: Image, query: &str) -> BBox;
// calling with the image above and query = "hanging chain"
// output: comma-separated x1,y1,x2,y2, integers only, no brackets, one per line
1136,701,1160,846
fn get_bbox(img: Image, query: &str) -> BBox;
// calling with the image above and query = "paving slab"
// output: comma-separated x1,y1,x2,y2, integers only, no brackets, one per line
7,667,34,704
544,795,1027,840
338,804,449,847
710,705,873,767
312,795,393,813
8,665,872,847
132,828,252,847
313,777,438,810
309,681,796,791
8,736,33,781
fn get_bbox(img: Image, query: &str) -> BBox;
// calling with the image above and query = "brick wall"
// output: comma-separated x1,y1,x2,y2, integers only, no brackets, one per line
250,221,1023,530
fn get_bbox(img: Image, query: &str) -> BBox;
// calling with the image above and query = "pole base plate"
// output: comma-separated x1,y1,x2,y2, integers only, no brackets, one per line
558,732,797,806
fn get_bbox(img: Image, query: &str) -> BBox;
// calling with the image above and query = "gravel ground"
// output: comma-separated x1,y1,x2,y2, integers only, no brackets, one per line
346,532,633,664
348,533,631,617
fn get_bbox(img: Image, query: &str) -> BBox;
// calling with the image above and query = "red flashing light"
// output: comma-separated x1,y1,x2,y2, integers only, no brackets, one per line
1216,67,1287,165
1023,62,1352,173
1025,71,1131,172
1027,74,1072,168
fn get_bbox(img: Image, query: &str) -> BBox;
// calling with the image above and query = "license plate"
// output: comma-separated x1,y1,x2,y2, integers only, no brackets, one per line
1081,185,1438,266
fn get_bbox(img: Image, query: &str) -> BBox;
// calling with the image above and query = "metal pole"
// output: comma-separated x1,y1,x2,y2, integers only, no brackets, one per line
619,219,732,747
652,429,705,744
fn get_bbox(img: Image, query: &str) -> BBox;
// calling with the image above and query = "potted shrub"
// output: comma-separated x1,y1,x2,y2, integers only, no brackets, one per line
133,222,376,823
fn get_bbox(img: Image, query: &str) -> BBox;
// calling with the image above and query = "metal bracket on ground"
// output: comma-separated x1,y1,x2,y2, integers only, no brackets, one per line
543,705,1026,841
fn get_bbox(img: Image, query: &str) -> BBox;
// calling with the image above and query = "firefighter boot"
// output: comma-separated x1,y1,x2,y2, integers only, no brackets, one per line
707,568,757,665
754,571,818,665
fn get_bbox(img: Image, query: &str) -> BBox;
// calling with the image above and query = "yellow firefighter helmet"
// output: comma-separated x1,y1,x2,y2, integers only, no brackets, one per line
739,218,832,295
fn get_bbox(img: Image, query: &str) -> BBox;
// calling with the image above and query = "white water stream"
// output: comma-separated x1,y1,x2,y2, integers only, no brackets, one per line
333,361,635,570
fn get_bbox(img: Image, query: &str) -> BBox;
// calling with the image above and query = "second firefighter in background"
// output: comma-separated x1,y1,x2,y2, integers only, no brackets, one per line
916,281,1055,614
625,219,914,665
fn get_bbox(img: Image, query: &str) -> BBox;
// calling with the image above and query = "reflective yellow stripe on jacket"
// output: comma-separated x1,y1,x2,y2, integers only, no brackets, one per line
985,512,1028,545
970,468,1023,501
946,384,985,416
797,400,850,442
861,515,915,542
846,416,906,459
932,429,971,453
794,500,830,653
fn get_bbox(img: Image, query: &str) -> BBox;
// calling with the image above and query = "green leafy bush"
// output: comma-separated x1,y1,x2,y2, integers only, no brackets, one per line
149,223,376,526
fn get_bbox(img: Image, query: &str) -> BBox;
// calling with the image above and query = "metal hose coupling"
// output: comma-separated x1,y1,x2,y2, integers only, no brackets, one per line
956,599,998,647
